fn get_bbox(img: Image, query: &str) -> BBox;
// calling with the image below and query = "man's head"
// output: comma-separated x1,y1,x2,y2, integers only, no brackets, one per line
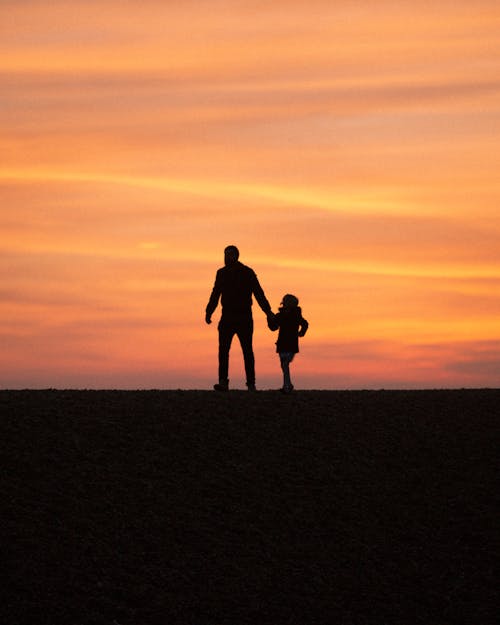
224,245,240,266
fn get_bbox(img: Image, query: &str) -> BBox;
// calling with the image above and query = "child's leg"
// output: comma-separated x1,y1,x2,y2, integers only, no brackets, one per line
281,358,291,388
279,353,294,390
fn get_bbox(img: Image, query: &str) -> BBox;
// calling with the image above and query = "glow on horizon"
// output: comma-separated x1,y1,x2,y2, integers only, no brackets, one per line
1,0,500,389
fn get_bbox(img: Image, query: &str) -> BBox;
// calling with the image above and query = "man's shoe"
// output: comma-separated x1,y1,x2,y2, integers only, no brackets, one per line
214,381,229,392
280,385,294,394
247,383,257,392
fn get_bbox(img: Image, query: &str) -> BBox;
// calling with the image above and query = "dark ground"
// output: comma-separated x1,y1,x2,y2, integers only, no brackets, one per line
1,389,498,624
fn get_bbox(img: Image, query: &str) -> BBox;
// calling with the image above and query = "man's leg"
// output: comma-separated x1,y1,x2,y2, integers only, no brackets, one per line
217,318,235,388
236,316,255,388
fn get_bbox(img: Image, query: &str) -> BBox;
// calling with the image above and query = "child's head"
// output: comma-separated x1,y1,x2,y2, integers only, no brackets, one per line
281,294,299,310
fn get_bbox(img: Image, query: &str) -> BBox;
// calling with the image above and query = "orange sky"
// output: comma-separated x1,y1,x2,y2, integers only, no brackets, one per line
2,0,500,389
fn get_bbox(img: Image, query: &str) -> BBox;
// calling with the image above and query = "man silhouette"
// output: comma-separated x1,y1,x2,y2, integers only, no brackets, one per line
205,245,273,391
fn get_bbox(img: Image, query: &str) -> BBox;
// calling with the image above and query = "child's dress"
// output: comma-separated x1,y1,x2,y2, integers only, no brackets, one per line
268,307,309,355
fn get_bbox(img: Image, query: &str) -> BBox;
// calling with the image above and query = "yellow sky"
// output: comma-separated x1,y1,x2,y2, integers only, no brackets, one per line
1,0,500,388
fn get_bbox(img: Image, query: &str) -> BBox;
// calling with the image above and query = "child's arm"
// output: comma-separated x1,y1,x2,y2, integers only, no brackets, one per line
298,317,308,337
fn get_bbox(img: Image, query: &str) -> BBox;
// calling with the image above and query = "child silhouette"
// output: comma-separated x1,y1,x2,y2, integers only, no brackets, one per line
268,294,308,393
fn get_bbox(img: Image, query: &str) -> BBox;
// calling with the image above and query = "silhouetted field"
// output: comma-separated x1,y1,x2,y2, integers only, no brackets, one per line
2,389,497,624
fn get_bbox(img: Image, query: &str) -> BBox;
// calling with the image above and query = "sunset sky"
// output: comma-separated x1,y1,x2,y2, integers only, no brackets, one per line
2,0,500,389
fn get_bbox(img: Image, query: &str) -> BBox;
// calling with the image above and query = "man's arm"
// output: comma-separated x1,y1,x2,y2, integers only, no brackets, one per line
205,271,222,324
251,271,272,315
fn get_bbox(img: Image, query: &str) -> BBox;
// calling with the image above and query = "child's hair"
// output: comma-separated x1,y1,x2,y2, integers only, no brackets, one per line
281,294,299,309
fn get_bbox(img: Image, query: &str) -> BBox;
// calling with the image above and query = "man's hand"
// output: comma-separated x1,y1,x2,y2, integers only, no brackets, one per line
205,312,212,325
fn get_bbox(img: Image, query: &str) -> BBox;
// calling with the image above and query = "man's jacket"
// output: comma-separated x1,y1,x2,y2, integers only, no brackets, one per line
206,261,272,317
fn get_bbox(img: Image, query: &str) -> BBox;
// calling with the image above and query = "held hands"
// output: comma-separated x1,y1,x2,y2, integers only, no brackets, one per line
207,310,278,326
266,311,278,330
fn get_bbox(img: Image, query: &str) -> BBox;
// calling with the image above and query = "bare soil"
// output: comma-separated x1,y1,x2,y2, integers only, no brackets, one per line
1,389,497,624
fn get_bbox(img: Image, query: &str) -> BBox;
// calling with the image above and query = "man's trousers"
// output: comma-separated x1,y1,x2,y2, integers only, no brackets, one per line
218,314,255,385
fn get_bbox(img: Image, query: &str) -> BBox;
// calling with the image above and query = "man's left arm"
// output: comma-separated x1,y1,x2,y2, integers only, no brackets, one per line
251,271,272,316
